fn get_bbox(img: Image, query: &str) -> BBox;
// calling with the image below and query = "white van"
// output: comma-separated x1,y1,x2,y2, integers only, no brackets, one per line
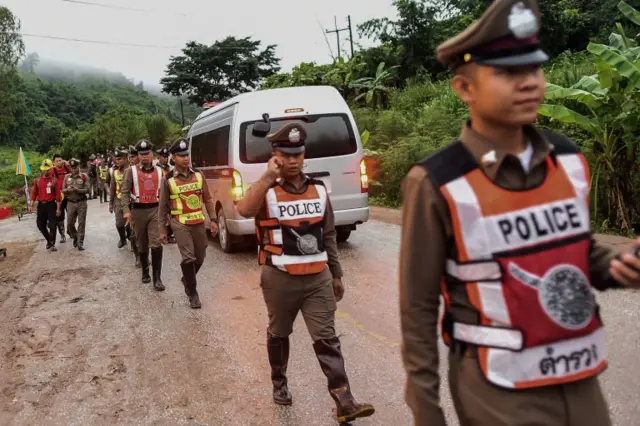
186,85,370,252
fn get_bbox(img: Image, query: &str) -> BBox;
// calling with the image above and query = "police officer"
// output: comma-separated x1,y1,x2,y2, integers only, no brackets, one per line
398,1,640,425
237,123,374,423
109,147,136,261
156,146,171,175
158,138,218,308
52,154,72,243
121,140,165,291
62,159,89,250
156,145,177,244
125,145,141,264
87,154,98,199
98,155,109,203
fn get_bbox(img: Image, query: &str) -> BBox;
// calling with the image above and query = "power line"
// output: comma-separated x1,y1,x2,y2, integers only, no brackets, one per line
60,0,187,16
21,33,180,49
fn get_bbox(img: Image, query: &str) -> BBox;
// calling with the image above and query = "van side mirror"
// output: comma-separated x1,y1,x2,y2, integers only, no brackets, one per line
252,113,271,137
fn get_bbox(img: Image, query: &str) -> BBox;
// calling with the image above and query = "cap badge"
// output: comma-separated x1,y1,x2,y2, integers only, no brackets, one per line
288,128,301,143
464,53,472,63
141,141,147,148
508,2,538,39
180,141,186,149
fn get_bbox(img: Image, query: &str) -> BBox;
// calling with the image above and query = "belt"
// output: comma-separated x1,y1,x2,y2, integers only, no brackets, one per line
38,200,56,204
68,197,87,203
133,202,159,209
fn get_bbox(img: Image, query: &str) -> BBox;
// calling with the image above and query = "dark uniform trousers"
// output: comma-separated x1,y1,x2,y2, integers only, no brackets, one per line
67,199,88,246
58,198,68,237
36,201,58,245
171,218,208,265
113,198,126,228
131,205,161,252
448,350,612,426
260,265,337,341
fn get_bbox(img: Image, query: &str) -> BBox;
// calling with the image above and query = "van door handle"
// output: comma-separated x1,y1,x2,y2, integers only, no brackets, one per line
306,171,330,178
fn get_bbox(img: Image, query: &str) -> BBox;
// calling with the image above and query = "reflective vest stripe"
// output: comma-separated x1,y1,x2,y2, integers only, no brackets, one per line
452,322,524,351
445,259,501,282
131,166,162,203
271,252,328,266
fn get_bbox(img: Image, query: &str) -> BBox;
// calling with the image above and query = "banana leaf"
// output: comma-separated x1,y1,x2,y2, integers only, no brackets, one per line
572,75,609,96
587,42,640,89
594,59,614,89
538,104,600,133
618,1,640,26
545,83,601,106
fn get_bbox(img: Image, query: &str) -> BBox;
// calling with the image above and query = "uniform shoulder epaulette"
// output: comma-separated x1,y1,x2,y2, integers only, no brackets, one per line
539,129,580,155
309,177,325,187
417,140,478,187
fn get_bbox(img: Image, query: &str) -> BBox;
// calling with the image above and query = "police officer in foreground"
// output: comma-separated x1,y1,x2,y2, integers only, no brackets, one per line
398,1,640,425
62,159,89,250
158,138,218,308
121,140,165,291
237,123,375,424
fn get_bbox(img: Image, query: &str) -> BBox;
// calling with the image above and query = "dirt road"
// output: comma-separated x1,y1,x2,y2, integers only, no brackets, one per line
0,201,639,425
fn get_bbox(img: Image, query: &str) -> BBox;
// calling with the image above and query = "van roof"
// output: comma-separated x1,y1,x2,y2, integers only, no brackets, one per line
192,85,349,124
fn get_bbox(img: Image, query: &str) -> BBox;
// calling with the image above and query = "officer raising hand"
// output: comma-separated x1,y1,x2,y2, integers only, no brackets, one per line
237,122,373,423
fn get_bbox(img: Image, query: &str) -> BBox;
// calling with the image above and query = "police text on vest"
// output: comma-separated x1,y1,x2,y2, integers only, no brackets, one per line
275,199,326,220
487,199,589,251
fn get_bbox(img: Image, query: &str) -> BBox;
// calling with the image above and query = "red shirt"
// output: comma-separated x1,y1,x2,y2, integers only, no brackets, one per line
53,164,71,192
31,172,61,203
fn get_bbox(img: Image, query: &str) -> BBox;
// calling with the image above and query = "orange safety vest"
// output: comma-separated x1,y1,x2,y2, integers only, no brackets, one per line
420,137,606,390
255,180,328,275
131,165,162,204
167,171,205,225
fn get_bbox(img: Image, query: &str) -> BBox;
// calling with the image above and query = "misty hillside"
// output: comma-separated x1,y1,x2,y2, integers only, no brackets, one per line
0,53,203,153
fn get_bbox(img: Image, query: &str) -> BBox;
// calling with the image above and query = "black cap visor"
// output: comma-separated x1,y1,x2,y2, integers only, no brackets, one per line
477,48,549,67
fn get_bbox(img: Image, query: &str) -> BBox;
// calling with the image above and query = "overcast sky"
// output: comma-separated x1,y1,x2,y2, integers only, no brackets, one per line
4,0,397,85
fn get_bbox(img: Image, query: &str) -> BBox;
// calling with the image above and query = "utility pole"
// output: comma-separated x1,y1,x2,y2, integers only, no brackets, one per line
178,96,185,128
326,15,354,60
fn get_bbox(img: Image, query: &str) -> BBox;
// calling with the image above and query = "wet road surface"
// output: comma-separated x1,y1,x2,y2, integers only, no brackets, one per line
0,201,639,425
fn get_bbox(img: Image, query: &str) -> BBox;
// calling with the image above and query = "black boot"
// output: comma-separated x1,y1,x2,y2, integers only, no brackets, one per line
77,238,85,251
180,262,201,308
313,337,375,423
58,222,66,243
151,247,165,291
117,226,127,248
140,252,151,283
267,331,292,405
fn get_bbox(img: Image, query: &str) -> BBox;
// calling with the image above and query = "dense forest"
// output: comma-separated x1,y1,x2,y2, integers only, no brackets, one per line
3,0,640,232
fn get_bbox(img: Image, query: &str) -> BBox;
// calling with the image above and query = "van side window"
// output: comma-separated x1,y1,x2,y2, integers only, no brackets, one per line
190,125,231,168
240,114,357,164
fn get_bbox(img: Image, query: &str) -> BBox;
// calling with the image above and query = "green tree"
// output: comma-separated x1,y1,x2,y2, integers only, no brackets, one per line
538,1,640,230
19,52,39,74
0,6,25,139
350,62,399,108
161,36,281,105
145,114,170,147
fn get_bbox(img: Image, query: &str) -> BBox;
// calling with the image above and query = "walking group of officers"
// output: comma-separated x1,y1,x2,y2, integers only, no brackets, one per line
25,0,640,423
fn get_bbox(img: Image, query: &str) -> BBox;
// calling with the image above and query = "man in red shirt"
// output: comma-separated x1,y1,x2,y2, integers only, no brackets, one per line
30,159,62,252
52,154,72,243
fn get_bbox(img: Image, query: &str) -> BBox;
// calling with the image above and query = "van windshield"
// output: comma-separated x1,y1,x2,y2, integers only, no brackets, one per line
239,113,357,164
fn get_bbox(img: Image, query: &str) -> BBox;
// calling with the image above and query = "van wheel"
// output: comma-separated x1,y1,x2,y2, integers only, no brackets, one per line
336,227,352,243
217,209,235,253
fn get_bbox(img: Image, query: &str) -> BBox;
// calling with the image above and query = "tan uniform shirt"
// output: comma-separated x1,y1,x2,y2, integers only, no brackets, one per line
62,173,90,201
399,122,620,425
157,168,216,234
255,174,343,279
